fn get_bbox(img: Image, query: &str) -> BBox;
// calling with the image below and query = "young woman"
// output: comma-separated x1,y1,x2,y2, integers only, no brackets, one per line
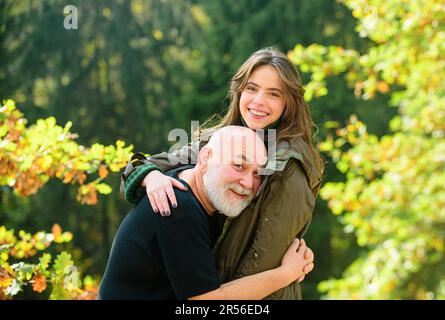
121,47,323,300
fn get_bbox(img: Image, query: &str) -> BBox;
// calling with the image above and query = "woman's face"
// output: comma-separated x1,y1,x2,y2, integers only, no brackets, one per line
239,64,286,130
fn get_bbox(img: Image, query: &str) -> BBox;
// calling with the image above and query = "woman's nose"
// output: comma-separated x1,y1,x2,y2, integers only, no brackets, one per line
252,91,266,105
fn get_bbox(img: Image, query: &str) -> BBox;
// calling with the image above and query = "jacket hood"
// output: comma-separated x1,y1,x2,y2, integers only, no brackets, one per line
273,137,322,196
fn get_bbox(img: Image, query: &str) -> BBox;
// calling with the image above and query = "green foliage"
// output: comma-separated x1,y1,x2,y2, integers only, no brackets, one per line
291,0,445,299
0,0,369,300
0,225,98,299
0,0,400,300
0,99,133,205
0,98,133,299
289,44,360,101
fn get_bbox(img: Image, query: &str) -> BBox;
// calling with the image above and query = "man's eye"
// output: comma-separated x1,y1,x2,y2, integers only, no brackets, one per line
253,171,263,180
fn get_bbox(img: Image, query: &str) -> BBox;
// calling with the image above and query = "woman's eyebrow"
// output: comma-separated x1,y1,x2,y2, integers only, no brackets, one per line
246,81,283,94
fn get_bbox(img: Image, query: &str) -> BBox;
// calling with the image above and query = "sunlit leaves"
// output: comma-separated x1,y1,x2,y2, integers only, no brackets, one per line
31,274,47,293
0,226,98,299
0,99,133,205
291,0,445,299
39,254,51,271
190,4,211,28
95,184,113,195
53,252,74,279
0,61,139,301
4,280,21,296
288,44,359,101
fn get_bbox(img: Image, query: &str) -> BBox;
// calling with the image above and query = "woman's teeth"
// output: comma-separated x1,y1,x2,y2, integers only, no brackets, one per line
249,109,268,117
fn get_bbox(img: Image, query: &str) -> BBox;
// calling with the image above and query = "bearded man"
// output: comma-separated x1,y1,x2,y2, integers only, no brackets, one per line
99,126,313,300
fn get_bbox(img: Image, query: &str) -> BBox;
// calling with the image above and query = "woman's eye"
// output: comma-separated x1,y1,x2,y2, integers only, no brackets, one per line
233,164,243,170
246,86,256,92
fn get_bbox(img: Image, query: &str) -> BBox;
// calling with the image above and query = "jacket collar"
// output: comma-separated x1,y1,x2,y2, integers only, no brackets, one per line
239,115,321,194
264,137,322,195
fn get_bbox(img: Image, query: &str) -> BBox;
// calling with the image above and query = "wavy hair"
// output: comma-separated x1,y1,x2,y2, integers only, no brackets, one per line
197,47,324,176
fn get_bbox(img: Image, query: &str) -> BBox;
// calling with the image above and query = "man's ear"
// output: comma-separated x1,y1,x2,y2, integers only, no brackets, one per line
198,146,212,173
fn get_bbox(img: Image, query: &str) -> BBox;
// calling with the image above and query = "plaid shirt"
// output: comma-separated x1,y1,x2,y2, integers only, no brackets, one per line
124,163,162,204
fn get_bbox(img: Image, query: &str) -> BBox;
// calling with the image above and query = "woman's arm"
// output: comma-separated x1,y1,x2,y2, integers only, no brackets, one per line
190,238,311,300
120,141,200,204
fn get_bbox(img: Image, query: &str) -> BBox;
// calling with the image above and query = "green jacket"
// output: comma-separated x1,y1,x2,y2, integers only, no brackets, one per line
120,137,322,300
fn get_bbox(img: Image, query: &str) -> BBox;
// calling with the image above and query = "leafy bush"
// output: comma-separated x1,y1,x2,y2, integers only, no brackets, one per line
290,0,445,299
0,99,133,299
0,224,98,299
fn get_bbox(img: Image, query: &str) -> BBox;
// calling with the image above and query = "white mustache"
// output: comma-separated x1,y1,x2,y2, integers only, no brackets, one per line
225,183,253,197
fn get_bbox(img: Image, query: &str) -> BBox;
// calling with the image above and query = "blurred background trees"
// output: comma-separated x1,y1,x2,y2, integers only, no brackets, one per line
290,0,445,299
1,0,443,299
0,99,131,298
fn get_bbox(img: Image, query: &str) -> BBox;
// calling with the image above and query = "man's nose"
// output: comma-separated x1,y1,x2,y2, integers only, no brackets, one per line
240,173,254,190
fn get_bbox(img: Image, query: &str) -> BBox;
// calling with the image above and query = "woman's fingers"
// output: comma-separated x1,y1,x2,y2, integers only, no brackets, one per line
296,238,306,255
171,178,188,191
164,186,177,211
304,246,314,261
289,238,300,253
300,239,314,265
156,190,171,216
145,174,186,216
153,192,166,216
297,263,314,283
300,238,306,248
303,262,314,274
147,192,160,214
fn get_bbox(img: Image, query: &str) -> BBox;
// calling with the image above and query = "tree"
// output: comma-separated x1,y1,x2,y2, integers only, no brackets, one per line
0,99,132,299
0,224,97,299
1,0,395,299
289,0,445,299
1,0,365,299
0,1,210,272
0,99,132,204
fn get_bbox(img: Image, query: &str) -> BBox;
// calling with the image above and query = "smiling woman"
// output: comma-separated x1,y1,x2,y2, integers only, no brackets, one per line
240,64,286,130
120,47,323,300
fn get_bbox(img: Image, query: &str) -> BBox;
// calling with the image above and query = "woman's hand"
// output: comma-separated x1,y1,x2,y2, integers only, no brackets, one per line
280,238,312,285
296,239,314,283
141,170,187,216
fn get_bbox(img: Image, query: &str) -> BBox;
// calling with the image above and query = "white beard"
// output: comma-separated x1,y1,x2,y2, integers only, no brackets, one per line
203,166,254,217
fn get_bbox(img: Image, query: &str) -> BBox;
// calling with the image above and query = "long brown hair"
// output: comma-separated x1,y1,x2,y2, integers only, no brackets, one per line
197,47,324,176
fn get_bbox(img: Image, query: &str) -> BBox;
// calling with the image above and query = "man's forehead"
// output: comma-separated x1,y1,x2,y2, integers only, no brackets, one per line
221,134,264,149
232,149,267,166
212,130,267,164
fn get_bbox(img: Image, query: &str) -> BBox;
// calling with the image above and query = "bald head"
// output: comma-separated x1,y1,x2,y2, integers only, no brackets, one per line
195,126,267,217
204,126,267,168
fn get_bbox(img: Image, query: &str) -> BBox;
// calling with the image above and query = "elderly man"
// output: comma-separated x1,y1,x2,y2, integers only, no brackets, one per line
99,126,313,300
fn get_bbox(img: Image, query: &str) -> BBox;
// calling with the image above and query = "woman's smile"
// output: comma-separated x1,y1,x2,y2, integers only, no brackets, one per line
247,108,270,118
240,64,286,130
